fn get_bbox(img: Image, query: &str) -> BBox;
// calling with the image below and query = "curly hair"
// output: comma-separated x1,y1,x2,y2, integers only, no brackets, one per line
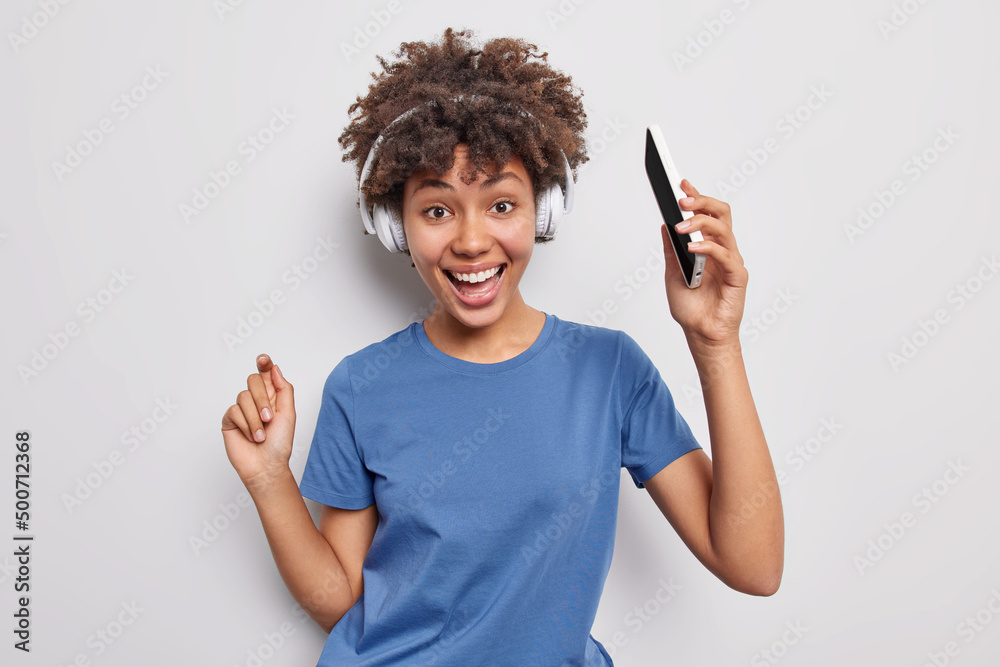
338,28,589,247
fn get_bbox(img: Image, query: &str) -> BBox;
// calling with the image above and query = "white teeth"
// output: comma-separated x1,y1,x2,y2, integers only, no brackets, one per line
451,266,501,283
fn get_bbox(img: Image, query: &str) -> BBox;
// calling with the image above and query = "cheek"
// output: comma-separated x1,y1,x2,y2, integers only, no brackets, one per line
508,220,537,258
402,221,439,259
513,235,535,260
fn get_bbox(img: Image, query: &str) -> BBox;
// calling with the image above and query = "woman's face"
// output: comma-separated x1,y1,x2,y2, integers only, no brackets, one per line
402,144,537,331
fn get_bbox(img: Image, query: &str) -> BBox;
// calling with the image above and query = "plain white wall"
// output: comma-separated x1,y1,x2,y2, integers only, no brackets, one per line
3,0,999,665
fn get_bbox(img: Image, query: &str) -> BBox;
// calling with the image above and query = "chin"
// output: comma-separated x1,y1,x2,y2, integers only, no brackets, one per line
441,297,509,329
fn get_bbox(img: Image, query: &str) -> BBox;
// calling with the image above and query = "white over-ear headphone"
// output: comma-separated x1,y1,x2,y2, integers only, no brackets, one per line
358,98,575,253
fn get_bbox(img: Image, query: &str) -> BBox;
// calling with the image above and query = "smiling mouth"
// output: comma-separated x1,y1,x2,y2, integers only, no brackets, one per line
446,265,506,296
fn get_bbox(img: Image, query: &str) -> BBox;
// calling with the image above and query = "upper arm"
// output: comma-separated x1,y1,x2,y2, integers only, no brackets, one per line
318,503,378,604
642,449,721,575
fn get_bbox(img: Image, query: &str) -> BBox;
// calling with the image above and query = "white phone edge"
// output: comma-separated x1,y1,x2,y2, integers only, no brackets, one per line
647,124,705,288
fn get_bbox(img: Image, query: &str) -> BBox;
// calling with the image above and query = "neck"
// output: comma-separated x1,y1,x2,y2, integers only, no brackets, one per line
422,292,545,363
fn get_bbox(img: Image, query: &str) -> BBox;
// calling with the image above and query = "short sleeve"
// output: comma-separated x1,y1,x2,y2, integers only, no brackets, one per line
618,333,702,489
299,359,376,509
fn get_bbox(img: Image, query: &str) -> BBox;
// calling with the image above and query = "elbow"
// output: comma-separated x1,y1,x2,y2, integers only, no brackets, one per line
310,607,346,635
304,606,335,634
729,560,783,597
714,553,783,597
301,577,359,634
741,570,782,597
722,572,781,597
718,522,785,596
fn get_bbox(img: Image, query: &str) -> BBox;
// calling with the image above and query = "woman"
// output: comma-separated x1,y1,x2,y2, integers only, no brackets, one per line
221,27,783,666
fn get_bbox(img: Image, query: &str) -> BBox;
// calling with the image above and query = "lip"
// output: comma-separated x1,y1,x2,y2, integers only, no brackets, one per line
443,263,506,308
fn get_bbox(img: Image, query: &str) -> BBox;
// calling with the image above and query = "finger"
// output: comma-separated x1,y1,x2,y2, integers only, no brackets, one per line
687,239,749,288
680,192,732,225
247,373,273,423
256,354,277,403
675,213,740,253
271,364,296,419
221,403,253,443
237,390,266,442
680,178,702,197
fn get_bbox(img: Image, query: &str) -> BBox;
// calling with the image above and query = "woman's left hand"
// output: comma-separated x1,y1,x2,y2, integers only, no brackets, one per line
661,179,748,348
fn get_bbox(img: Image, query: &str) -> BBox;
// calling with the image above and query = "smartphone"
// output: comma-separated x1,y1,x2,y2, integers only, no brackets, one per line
645,125,704,289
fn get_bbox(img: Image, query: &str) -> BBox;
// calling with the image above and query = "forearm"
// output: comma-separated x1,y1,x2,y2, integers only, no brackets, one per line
246,468,356,630
689,336,784,593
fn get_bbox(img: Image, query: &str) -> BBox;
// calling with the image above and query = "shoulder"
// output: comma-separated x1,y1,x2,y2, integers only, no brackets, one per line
547,314,638,361
322,322,421,392
547,316,664,396
343,322,419,366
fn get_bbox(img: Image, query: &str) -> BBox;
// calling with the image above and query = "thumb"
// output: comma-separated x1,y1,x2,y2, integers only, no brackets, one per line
271,364,295,416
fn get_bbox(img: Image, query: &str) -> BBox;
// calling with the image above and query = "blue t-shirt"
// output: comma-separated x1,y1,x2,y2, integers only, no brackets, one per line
299,313,701,666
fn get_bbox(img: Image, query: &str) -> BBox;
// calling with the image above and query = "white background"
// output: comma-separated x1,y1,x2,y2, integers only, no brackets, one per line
3,0,999,665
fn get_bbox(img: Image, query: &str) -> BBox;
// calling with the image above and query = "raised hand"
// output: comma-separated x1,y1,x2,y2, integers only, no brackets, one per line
661,179,748,348
221,354,296,491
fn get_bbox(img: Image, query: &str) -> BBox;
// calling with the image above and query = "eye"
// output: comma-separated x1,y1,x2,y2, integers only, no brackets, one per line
490,200,516,214
422,206,450,219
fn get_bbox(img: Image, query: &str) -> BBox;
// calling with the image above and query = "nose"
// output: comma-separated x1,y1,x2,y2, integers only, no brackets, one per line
451,210,493,256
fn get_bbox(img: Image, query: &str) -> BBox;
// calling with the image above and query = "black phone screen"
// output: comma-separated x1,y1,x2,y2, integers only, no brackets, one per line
644,129,696,282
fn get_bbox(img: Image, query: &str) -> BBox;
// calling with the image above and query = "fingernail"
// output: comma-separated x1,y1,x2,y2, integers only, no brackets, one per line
680,197,694,206
261,407,272,421
255,429,265,442
676,221,691,232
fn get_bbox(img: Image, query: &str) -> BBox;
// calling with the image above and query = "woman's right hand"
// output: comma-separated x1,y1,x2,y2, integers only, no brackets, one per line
221,354,296,491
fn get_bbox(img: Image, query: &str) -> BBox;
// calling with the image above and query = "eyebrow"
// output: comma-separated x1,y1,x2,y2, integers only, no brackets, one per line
411,170,523,194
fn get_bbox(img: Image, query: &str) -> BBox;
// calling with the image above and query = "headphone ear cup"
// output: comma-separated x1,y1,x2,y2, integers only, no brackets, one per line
543,182,564,238
534,191,550,239
373,203,407,253
535,181,565,239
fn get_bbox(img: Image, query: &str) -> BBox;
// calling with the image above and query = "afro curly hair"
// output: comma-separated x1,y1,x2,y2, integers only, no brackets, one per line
338,27,589,248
